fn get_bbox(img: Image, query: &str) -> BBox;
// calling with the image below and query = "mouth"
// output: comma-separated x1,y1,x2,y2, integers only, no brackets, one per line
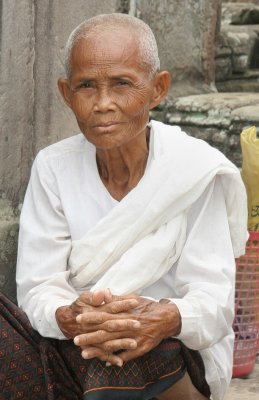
91,121,123,133
93,122,120,128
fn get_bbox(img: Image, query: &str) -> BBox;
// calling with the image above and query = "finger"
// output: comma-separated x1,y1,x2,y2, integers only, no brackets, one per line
98,352,123,367
78,291,106,306
91,291,107,306
104,318,140,332
80,347,123,366
76,311,108,325
99,338,137,353
80,346,106,359
74,330,123,346
103,288,113,303
104,299,138,314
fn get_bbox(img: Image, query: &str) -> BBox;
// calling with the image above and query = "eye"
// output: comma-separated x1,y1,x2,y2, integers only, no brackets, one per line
115,79,131,87
80,81,93,89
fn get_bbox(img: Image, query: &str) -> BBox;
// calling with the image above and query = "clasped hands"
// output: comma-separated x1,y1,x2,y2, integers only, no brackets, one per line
55,290,181,367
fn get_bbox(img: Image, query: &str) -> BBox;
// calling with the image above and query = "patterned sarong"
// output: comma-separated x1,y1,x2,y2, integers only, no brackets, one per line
0,293,211,399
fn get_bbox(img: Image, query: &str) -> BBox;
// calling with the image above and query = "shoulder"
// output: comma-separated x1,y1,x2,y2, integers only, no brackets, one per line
150,119,229,164
37,133,88,161
33,133,93,172
30,133,93,186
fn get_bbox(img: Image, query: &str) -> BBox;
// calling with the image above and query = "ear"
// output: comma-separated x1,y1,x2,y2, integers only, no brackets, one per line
58,78,73,108
149,71,171,110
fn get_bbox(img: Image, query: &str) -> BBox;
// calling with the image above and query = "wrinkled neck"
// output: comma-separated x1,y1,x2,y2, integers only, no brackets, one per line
96,129,150,200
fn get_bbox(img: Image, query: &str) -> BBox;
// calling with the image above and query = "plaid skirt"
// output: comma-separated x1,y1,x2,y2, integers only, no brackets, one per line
0,292,211,400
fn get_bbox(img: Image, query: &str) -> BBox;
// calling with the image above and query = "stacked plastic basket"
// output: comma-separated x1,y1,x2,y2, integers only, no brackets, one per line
233,231,259,378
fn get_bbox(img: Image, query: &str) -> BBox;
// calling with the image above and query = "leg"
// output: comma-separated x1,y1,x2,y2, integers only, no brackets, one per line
0,293,46,399
156,372,210,400
0,293,80,400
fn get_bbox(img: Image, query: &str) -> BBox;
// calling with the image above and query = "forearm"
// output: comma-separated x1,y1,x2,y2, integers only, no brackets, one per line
17,274,78,339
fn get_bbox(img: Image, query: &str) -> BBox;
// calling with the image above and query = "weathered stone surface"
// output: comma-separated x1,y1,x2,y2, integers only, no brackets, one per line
137,0,221,97
215,28,257,81
150,92,259,166
222,2,259,25
216,74,259,92
0,199,19,303
0,0,118,205
32,0,118,159
0,0,35,204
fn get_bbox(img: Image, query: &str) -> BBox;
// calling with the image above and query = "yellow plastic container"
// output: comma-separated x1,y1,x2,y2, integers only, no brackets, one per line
241,126,259,231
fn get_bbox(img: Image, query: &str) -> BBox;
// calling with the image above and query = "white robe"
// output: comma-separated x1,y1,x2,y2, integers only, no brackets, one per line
16,121,248,400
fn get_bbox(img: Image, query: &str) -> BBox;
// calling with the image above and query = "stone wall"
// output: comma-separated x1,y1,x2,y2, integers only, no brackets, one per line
137,0,221,97
0,0,220,206
215,1,259,91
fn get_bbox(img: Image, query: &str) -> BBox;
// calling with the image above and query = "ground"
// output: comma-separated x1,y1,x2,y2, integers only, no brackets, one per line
225,356,259,399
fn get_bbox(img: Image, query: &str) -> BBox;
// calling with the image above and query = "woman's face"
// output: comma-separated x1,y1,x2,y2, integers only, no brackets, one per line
60,30,159,150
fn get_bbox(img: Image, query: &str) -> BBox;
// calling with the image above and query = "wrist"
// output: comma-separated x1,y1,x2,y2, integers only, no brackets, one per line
159,299,182,337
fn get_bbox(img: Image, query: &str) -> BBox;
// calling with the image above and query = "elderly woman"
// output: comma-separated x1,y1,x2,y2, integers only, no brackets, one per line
0,13,247,400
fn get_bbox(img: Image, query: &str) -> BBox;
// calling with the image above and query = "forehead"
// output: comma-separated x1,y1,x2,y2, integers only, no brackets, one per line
69,28,146,77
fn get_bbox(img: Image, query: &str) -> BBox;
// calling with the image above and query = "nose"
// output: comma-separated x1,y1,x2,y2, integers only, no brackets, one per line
93,87,115,113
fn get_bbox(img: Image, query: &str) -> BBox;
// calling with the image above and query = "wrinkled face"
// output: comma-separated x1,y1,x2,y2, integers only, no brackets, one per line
63,30,158,149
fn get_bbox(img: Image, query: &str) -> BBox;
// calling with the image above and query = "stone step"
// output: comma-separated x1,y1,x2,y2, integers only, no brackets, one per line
216,69,259,92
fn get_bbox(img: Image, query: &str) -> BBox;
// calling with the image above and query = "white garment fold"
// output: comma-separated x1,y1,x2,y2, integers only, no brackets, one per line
69,120,248,295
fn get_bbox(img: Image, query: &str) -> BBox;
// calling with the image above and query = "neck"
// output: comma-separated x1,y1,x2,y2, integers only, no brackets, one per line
96,129,150,200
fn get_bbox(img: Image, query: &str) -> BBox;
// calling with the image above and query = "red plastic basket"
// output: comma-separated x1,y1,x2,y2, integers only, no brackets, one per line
232,231,259,378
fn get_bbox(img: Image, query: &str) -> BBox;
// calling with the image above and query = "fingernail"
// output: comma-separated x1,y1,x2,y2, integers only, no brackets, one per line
82,351,88,359
76,315,82,323
116,360,123,367
133,321,140,328
106,362,112,367
129,300,137,306
130,341,137,348
74,337,79,345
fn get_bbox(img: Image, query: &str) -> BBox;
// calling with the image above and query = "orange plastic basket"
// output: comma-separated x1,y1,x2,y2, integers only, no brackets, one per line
233,231,259,378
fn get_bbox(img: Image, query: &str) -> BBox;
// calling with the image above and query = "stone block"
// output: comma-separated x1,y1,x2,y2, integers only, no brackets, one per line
0,199,19,303
159,92,259,167
215,27,257,80
222,2,259,25
0,0,35,203
215,57,233,81
137,0,221,97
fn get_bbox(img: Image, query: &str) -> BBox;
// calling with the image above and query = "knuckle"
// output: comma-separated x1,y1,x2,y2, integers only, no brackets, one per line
103,341,113,352
95,312,104,324
96,330,106,341
105,320,114,331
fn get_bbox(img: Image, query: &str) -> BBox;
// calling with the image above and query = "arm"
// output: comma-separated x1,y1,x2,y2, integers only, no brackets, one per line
16,151,78,339
16,151,159,352
170,176,236,349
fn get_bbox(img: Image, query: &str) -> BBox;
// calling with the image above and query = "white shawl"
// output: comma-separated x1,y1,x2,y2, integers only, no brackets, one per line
68,121,248,295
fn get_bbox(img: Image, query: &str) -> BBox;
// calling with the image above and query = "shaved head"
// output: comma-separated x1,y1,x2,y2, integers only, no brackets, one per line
64,13,160,79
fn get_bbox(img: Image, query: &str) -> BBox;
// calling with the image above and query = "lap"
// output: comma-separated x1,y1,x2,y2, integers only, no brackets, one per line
0,292,210,400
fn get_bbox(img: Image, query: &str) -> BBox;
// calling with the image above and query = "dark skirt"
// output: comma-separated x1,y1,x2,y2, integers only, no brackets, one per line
0,292,211,400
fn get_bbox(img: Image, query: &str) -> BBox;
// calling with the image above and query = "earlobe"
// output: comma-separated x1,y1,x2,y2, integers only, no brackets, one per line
58,78,72,108
149,71,171,110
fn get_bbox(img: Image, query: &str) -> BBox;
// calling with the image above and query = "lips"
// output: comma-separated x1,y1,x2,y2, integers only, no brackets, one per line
93,122,120,128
